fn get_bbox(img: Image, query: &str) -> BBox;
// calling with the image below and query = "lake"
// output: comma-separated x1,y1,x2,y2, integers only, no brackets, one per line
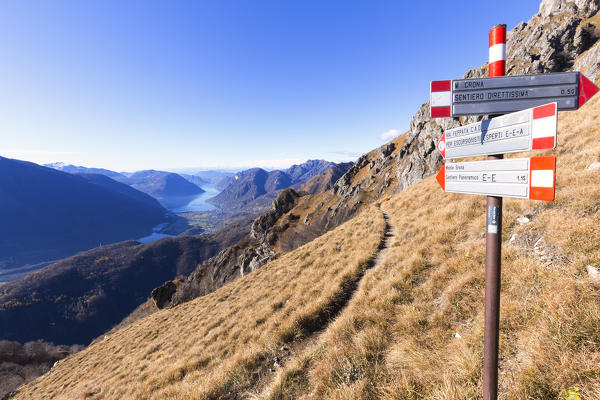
137,184,221,243
168,184,220,213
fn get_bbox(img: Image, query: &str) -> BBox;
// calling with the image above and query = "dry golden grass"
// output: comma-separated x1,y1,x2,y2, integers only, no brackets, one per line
260,90,600,399
12,92,600,400
11,205,386,400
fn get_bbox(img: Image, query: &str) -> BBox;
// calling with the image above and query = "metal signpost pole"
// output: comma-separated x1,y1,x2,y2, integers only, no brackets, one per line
483,23,506,400
430,20,597,400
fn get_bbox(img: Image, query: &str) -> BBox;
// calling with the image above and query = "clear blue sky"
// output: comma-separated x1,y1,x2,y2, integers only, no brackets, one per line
0,0,540,172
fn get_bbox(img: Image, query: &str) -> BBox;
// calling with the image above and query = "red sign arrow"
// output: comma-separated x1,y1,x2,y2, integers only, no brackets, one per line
578,73,599,108
436,164,445,191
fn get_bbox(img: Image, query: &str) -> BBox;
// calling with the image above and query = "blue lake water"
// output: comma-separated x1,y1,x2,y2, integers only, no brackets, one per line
170,184,220,213
137,184,221,243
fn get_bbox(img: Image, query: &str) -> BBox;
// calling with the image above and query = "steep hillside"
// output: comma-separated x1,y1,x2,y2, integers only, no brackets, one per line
13,75,600,400
10,205,387,400
261,82,600,400
0,218,250,346
0,158,167,273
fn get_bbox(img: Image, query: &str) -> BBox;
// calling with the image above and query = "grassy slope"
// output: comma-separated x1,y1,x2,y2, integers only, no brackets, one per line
11,95,600,400
11,205,386,400
10,95,600,400
262,91,600,399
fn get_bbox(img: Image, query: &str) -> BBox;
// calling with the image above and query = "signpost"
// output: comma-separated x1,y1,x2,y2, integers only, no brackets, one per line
436,156,556,201
430,71,599,117
429,22,598,400
437,103,557,159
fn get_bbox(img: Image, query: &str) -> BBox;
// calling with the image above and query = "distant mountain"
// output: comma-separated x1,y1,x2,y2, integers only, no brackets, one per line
191,170,235,186
115,170,204,205
44,162,124,179
207,160,337,210
46,164,206,208
77,173,165,210
286,159,336,184
297,162,353,194
0,157,167,272
208,168,269,209
216,175,236,190
265,170,293,192
179,173,209,188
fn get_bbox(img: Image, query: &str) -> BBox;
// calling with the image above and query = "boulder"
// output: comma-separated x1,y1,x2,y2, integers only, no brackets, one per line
151,281,177,309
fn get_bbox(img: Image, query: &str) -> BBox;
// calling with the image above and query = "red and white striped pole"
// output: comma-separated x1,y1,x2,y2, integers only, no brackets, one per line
488,24,506,78
483,23,506,400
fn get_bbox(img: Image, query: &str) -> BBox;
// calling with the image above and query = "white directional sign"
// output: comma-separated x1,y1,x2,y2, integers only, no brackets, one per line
430,71,598,117
437,103,557,159
436,156,556,201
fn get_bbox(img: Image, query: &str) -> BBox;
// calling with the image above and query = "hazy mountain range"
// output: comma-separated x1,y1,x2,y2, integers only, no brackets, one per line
46,164,205,208
0,157,167,275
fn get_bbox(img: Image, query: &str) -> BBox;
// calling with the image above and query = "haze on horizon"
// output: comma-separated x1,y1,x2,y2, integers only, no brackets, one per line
1,1,538,172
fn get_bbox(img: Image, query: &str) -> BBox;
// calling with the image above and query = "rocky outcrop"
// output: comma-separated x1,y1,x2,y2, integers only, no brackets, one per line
151,281,177,309
169,238,275,306
508,1,600,76
538,0,599,18
251,189,302,243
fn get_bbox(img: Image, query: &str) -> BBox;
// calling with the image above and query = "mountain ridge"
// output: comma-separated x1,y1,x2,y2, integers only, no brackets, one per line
207,160,339,210
45,163,206,207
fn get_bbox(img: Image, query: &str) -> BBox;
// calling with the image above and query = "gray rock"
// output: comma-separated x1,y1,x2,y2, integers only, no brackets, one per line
587,265,600,281
539,0,599,18
587,161,600,170
250,188,301,241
